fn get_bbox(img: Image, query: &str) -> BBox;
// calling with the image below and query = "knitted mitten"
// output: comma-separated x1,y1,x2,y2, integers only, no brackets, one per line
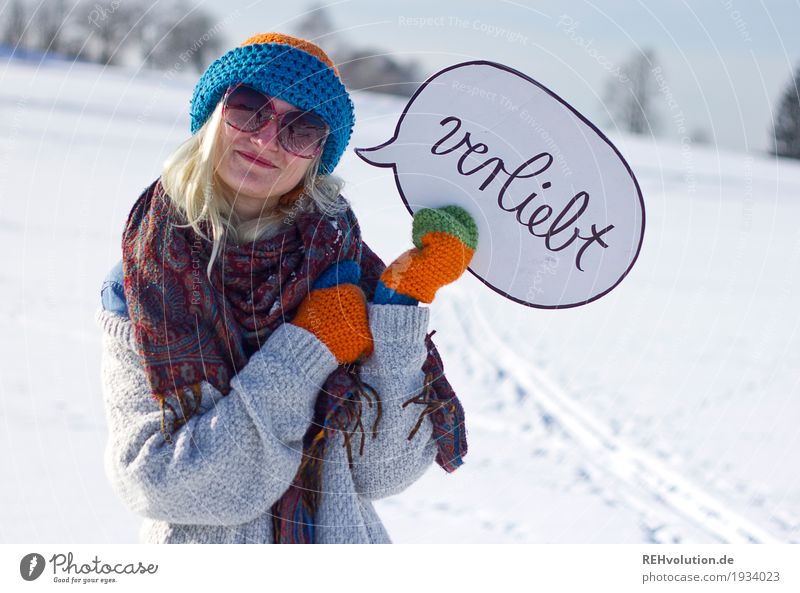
374,206,479,305
292,260,374,363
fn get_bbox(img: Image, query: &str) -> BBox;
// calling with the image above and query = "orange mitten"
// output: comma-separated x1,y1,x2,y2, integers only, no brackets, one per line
376,206,479,304
292,261,374,363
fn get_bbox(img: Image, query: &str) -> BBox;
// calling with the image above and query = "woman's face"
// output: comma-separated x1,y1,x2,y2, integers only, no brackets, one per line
213,96,317,218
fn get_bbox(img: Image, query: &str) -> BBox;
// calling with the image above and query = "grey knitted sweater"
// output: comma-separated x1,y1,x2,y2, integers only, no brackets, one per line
95,303,439,544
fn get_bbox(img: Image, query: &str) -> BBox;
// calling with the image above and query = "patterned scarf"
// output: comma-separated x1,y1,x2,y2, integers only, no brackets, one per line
121,178,467,543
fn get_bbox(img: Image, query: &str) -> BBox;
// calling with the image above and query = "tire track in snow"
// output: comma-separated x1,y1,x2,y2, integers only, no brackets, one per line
439,290,781,544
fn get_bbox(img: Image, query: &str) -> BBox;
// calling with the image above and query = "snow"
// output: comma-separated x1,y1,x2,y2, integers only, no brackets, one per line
268,299,281,316
1,55,798,544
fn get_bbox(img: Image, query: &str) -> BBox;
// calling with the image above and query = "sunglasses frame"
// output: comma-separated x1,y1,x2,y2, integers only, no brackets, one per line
221,84,329,159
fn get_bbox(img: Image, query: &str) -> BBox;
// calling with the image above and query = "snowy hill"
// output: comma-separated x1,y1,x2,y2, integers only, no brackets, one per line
1,54,798,543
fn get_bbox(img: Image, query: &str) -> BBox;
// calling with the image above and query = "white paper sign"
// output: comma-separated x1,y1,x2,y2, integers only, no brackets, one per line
355,60,645,308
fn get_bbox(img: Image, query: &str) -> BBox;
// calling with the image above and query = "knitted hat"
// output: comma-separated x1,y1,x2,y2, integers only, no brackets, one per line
190,33,354,175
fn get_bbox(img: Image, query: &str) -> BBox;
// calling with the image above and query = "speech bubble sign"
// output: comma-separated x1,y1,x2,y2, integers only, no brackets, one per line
355,60,645,309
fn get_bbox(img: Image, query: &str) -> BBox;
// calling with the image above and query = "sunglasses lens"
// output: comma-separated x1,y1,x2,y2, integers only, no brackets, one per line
278,111,329,157
223,86,274,132
223,85,328,157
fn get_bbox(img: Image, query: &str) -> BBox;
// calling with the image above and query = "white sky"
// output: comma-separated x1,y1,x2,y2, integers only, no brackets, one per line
195,0,800,154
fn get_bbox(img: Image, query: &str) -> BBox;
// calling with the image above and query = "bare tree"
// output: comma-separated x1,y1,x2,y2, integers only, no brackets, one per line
12,0,93,58
174,6,224,73
1,0,223,72
771,64,800,160
140,1,223,72
78,0,144,65
295,3,340,51
1,0,30,48
690,128,711,145
336,47,422,97
293,3,422,97
603,48,660,135
28,0,70,54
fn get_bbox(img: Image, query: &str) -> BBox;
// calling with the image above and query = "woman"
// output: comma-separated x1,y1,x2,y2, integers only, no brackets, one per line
96,33,478,544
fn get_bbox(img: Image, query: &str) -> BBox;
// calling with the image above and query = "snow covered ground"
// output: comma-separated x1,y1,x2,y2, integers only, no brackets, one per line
0,54,798,544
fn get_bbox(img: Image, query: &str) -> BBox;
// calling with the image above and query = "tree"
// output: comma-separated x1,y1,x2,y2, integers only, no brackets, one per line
139,1,223,72
28,0,69,54
293,3,422,97
336,47,422,97
690,128,711,145
81,0,143,65
603,48,660,135
1,0,30,48
1,0,222,71
294,3,342,54
772,64,800,160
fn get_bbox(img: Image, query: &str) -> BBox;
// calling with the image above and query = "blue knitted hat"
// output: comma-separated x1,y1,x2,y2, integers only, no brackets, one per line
190,33,354,175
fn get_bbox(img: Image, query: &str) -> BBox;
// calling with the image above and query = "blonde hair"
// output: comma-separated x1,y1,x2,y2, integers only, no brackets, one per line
160,101,348,278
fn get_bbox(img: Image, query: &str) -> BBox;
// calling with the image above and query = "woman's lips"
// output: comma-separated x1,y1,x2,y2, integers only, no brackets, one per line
236,150,276,168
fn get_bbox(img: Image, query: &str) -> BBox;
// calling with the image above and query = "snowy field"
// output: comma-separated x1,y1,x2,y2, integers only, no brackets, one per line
1,54,798,544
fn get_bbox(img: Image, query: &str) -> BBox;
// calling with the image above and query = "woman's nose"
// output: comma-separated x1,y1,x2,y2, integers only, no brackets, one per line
249,118,281,150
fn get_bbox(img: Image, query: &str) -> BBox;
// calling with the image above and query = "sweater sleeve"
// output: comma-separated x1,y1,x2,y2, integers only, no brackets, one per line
348,304,439,500
96,309,338,526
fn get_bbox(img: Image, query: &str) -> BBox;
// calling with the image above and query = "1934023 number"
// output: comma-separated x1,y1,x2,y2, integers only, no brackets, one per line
735,571,780,582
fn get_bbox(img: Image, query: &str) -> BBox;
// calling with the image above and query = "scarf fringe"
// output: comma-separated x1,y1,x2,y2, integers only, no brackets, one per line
272,366,381,544
402,371,450,440
153,383,203,445
276,428,326,543
338,363,382,469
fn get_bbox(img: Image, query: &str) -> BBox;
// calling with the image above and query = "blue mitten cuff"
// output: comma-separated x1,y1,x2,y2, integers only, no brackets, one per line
313,259,361,289
315,260,417,305
373,280,419,306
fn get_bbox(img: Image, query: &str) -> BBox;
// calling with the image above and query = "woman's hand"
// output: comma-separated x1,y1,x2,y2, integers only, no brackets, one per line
291,260,374,364
374,206,479,305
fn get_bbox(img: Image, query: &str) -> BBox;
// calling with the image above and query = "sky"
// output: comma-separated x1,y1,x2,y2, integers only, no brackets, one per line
188,0,800,155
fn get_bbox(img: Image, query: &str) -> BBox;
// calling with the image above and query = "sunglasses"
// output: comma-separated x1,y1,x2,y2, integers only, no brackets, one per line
221,84,329,158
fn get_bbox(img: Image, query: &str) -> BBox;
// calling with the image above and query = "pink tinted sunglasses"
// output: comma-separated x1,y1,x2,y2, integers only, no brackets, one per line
221,84,329,158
